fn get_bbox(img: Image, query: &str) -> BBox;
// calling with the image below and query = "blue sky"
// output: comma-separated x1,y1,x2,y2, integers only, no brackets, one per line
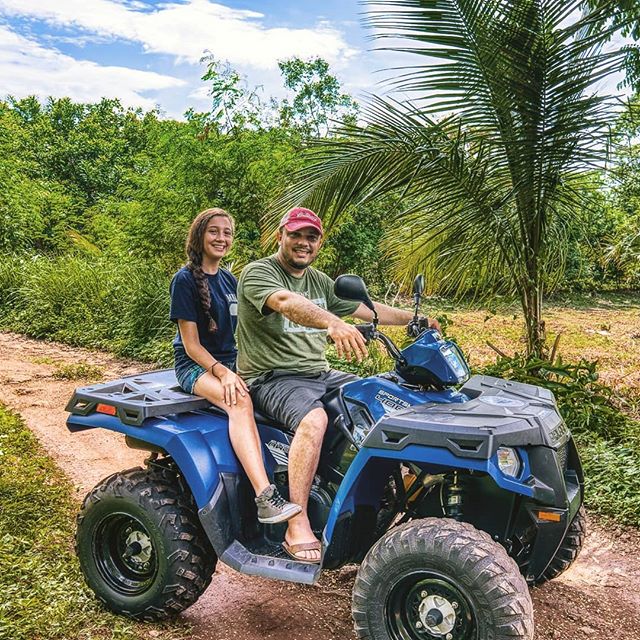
0,0,404,119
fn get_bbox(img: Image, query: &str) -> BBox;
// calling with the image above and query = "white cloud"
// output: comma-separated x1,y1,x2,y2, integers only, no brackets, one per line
0,0,357,69
0,25,185,110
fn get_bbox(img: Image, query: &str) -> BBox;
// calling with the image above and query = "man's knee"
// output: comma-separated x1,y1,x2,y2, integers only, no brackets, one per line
296,407,328,440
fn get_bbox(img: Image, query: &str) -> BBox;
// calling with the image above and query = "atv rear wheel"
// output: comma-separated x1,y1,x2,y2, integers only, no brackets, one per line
76,465,216,621
352,518,533,640
532,506,586,586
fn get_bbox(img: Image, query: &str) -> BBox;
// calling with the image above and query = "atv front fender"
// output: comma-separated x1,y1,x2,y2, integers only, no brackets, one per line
323,443,535,545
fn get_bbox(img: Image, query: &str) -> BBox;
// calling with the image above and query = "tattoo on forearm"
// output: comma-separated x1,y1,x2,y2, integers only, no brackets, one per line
282,296,335,329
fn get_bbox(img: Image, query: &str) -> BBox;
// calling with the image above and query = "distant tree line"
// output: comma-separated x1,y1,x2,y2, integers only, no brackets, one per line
0,54,638,302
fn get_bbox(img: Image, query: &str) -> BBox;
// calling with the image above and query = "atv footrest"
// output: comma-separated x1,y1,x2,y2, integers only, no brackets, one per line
244,537,291,559
221,540,321,585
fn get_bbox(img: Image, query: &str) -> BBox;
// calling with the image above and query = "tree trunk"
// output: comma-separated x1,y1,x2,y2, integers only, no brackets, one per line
521,280,546,358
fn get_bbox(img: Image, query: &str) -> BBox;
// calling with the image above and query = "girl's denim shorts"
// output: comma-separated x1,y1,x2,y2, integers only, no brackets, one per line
175,358,236,394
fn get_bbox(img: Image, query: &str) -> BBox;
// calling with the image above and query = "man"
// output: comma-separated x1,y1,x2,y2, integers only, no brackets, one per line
236,207,440,562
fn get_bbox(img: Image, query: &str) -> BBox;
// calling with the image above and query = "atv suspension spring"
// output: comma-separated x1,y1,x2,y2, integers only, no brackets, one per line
443,472,464,520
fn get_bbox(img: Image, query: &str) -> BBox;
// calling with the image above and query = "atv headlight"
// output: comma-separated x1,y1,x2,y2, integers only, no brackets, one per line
497,447,521,477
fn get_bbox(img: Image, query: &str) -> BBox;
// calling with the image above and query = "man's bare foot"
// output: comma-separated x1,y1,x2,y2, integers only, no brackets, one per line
284,517,322,562
282,537,321,563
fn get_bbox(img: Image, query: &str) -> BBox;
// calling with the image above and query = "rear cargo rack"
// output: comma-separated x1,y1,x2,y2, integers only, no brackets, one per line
65,369,210,426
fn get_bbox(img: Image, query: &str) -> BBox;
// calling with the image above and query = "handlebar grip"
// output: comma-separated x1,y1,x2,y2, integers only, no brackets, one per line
355,323,375,342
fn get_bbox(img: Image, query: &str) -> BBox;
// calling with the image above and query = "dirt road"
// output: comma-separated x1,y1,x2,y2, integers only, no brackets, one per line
1,331,639,640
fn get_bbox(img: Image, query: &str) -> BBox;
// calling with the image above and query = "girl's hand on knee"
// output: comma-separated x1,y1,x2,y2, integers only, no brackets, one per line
216,368,247,406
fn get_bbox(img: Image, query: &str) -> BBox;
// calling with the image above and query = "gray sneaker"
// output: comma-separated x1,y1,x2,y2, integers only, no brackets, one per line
255,484,302,524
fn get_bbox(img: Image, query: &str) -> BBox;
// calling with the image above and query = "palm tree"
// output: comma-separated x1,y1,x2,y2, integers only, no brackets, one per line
268,0,628,357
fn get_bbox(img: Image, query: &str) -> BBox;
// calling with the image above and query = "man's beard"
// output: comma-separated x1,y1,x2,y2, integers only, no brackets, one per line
284,249,314,269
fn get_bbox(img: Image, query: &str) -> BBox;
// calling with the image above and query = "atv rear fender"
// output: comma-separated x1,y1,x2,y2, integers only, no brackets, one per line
66,410,237,508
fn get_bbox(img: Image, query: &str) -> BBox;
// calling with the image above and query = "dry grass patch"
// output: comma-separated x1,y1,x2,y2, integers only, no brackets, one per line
424,295,640,410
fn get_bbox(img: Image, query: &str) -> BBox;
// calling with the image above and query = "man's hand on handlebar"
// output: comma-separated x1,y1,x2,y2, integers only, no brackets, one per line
327,318,369,362
407,316,441,337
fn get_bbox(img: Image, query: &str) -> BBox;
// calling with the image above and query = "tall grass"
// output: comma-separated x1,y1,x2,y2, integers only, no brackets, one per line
0,404,188,640
0,252,174,365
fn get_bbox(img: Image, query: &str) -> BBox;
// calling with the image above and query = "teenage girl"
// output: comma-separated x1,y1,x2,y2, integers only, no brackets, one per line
170,208,301,523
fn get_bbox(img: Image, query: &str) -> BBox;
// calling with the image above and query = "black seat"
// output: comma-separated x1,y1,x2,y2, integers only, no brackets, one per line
202,404,290,431
200,385,352,441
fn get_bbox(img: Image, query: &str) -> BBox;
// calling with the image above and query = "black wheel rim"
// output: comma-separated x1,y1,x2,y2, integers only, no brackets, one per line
385,570,476,640
93,512,158,595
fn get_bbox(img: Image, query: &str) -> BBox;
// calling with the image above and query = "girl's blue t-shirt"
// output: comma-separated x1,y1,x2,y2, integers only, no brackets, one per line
170,266,238,368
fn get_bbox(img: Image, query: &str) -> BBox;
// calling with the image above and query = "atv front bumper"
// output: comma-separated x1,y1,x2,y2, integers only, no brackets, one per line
521,440,584,582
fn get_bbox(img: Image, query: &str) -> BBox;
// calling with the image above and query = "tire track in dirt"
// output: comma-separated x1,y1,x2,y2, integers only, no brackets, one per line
1,331,639,640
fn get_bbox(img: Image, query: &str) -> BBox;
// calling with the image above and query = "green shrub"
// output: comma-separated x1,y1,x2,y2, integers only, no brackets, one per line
0,404,188,640
577,435,640,526
52,362,104,381
110,259,175,362
0,253,26,317
6,254,121,346
0,252,175,364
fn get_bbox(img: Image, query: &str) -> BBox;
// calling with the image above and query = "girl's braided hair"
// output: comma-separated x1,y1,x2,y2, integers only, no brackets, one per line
185,208,235,333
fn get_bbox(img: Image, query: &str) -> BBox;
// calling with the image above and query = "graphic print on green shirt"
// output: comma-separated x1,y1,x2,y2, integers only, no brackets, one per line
236,256,360,383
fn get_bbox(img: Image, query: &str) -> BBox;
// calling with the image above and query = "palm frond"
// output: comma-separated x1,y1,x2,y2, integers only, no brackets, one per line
265,0,627,353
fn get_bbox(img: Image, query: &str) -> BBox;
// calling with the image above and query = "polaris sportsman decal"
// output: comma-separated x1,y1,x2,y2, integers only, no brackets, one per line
374,389,411,414
266,440,290,466
548,419,570,445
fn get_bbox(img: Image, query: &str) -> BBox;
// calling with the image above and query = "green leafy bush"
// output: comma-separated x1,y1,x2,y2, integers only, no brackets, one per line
0,404,187,640
478,354,634,442
52,362,104,381
578,436,640,526
0,253,25,315
0,252,175,364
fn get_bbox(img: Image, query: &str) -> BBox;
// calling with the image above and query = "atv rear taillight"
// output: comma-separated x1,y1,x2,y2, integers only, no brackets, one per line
96,403,117,416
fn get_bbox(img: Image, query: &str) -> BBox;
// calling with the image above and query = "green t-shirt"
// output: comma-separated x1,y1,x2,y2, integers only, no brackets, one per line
236,255,360,383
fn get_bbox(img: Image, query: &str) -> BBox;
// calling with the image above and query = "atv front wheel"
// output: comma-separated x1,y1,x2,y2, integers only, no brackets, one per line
352,518,533,640
76,465,216,621
532,506,586,586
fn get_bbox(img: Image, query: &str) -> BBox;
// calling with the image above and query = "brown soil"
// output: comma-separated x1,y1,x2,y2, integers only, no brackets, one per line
1,331,639,640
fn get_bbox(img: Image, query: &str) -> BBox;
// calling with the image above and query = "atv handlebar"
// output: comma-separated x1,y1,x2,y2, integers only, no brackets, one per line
327,323,407,366
354,323,407,366
355,323,376,342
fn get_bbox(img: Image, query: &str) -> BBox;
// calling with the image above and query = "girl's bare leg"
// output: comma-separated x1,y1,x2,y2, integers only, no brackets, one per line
194,372,270,495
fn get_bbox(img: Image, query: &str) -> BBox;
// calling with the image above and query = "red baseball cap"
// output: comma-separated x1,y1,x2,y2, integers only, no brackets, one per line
279,207,323,234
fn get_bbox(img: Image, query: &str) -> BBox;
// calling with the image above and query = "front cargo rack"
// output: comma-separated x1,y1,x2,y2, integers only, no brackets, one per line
65,369,210,426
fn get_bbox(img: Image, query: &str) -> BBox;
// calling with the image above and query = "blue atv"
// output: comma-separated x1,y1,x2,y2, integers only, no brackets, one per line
66,275,585,640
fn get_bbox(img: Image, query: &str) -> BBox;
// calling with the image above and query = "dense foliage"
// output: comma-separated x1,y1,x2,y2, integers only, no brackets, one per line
1,50,638,296
270,0,639,357
0,57,378,277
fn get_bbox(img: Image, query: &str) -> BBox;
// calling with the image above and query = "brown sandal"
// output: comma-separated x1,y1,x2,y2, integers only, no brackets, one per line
282,540,322,564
